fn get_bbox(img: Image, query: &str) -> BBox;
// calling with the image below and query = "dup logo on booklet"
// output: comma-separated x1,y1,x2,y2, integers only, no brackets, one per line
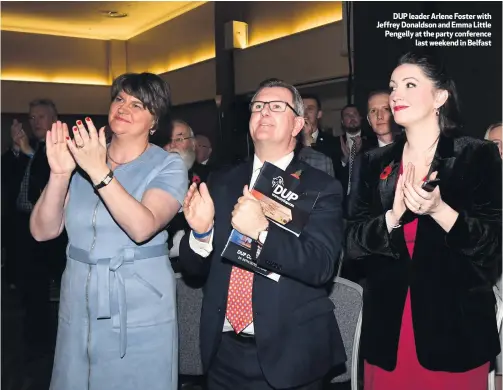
272,176,299,203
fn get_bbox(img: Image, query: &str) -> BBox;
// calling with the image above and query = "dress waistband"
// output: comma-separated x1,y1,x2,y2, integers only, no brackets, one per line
68,244,168,358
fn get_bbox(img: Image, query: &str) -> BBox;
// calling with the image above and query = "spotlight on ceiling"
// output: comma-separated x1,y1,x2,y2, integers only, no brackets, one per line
101,11,128,18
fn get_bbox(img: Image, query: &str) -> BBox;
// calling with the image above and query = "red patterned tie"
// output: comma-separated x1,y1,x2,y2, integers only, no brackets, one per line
225,266,254,333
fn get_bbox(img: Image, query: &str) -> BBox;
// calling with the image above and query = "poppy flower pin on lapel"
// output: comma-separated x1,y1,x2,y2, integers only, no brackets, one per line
192,175,201,184
380,165,392,180
291,169,303,179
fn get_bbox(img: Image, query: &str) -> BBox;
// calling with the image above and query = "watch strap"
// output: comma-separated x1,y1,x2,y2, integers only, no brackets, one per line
94,170,114,190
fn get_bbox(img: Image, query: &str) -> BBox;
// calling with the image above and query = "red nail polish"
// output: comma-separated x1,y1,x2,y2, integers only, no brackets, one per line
66,136,70,140
73,126,78,132
85,117,91,122
77,120,82,125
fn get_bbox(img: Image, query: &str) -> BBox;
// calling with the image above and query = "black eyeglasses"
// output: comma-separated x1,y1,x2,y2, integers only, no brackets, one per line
171,136,193,144
249,101,299,116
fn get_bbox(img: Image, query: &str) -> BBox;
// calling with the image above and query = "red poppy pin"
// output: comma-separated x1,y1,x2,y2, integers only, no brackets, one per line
192,175,201,184
380,165,392,180
291,169,303,179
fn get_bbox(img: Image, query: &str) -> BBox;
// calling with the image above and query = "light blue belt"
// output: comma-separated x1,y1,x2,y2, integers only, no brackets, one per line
68,244,169,358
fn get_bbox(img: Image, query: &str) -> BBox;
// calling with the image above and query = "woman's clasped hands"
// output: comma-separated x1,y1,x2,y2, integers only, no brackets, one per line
395,163,445,216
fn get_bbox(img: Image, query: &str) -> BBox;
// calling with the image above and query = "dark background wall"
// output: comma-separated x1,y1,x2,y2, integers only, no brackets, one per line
353,1,502,138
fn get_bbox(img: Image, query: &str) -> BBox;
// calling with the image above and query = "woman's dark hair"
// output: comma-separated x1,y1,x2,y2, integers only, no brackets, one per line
397,52,461,133
111,73,172,133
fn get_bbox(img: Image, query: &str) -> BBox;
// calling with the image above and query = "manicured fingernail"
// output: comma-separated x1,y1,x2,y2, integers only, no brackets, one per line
77,120,82,125
85,117,91,122
73,126,78,132
66,136,70,140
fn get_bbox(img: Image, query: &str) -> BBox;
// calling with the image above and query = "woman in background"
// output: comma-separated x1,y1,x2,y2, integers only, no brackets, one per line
346,53,501,390
30,73,188,390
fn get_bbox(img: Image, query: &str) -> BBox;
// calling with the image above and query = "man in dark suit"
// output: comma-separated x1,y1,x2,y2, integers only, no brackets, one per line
179,80,346,389
297,117,334,177
301,95,339,173
163,119,210,271
346,90,397,218
1,98,67,359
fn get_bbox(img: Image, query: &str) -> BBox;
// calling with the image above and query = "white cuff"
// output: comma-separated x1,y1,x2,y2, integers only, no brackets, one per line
188,229,214,258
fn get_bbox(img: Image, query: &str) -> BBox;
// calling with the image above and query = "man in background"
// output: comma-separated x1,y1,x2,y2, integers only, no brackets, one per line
366,90,395,147
195,134,213,166
302,94,339,174
164,119,210,269
1,98,67,360
298,117,335,177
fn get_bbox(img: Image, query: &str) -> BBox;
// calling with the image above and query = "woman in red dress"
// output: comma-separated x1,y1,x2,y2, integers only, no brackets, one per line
346,52,501,390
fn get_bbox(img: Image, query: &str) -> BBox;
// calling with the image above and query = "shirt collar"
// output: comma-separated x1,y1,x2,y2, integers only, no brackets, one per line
347,130,361,139
378,139,393,148
312,129,319,142
252,152,295,173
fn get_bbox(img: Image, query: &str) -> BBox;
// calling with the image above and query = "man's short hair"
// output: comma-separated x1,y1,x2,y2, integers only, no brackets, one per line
171,119,195,138
252,79,304,117
341,104,360,118
302,94,322,111
195,134,211,146
29,98,58,117
485,122,502,140
367,90,390,107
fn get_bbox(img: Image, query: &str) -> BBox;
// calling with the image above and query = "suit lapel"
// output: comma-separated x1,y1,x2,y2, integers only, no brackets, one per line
378,137,405,211
427,134,456,192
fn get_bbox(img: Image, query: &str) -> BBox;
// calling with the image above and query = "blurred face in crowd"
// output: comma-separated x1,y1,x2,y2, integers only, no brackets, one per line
487,125,502,157
302,98,322,134
389,63,448,129
29,105,57,141
108,91,155,138
195,135,212,163
164,121,196,169
249,87,304,151
367,93,392,136
341,107,362,135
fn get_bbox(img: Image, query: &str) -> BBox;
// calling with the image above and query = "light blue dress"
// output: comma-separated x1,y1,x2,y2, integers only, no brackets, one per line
50,145,188,390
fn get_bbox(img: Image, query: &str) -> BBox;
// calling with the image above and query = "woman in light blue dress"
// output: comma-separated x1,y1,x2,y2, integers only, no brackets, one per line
30,73,187,390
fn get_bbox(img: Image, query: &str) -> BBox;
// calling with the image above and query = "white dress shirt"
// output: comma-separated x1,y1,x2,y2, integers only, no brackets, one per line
378,139,393,148
189,152,295,335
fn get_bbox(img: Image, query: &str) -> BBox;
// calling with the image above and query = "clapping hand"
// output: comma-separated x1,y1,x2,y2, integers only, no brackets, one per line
183,182,215,236
11,119,32,154
66,117,108,185
403,171,443,215
46,121,76,176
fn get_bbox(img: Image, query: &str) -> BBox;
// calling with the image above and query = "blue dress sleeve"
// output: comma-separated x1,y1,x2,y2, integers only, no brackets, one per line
145,153,188,206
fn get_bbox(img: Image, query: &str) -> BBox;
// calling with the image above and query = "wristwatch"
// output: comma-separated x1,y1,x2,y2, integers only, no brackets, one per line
94,170,114,190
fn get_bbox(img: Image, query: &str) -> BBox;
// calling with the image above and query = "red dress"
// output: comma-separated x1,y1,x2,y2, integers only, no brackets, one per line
364,166,489,390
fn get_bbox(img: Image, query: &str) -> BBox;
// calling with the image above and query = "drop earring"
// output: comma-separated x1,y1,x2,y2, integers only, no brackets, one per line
435,107,440,116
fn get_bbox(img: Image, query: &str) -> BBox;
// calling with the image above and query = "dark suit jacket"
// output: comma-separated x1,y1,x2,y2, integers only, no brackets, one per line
311,129,339,174
331,133,376,195
179,158,346,388
345,133,502,372
1,140,49,221
167,161,211,241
